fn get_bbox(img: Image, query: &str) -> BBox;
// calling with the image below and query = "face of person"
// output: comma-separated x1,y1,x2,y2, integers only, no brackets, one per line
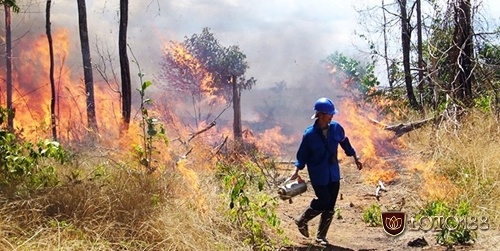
317,112,333,127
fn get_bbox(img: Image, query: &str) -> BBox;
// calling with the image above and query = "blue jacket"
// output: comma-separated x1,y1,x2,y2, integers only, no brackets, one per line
295,120,356,186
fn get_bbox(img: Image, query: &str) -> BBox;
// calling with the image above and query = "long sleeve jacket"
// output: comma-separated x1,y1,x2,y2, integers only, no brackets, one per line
294,120,356,186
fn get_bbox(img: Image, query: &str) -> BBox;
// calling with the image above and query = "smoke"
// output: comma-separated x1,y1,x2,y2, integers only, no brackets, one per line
10,0,360,88
2,0,372,154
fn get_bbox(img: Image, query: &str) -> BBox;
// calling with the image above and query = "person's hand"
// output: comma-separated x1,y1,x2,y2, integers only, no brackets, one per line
354,156,363,170
289,169,304,183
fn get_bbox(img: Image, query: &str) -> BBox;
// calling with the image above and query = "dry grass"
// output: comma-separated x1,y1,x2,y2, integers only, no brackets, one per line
0,142,255,251
4,106,496,250
404,110,500,224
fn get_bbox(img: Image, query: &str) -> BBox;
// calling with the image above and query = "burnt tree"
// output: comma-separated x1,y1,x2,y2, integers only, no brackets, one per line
76,0,98,133
119,0,131,131
159,28,256,145
45,0,57,140
3,0,19,130
450,0,474,105
416,0,425,108
397,0,420,110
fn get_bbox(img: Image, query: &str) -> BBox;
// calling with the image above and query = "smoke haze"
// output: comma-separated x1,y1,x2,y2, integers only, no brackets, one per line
3,0,500,157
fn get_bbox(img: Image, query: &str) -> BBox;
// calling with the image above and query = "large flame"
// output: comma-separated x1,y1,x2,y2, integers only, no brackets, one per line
4,28,123,141
334,99,400,184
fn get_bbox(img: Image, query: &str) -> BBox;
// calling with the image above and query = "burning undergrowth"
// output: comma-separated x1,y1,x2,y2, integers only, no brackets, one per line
2,15,498,249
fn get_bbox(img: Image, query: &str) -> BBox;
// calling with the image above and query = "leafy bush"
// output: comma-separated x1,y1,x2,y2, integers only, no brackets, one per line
217,155,287,250
416,200,477,245
363,203,382,227
0,129,67,195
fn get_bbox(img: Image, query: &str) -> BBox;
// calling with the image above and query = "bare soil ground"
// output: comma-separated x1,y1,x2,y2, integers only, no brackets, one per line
274,160,500,251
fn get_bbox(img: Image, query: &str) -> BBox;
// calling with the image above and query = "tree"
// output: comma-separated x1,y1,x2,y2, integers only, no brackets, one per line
356,0,499,113
450,0,474,105
218,44,256,142
2,0,19,130
397,0,420,110
323,52,380,95
477,41,500,109
381,0,395,90
76,0,98,133
159,28,256,142
46,0,57,140
119,0,131,131
416,0,424,107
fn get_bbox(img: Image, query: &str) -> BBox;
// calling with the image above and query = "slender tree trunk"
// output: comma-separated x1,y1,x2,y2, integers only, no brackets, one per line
232,75,242,144
119,0,131,132
416,0,425,110
381,0,394,90
77,0,98,133
46,0,57,140
5,3,13,130
398,0,419,109
452,0,474,105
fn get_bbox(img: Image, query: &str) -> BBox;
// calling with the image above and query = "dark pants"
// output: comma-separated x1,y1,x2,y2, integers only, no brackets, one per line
310,181,340,211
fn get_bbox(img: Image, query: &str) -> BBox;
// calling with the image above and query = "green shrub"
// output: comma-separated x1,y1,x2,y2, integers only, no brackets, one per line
363,203,382,227
0,129,67,195
416,200,477,245
217,156,287,250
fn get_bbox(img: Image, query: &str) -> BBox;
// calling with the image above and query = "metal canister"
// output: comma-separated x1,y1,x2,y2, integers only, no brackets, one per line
278,179,307,200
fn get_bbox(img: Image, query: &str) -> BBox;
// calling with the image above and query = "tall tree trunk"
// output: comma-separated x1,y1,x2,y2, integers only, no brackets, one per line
119,0,131,132
398,0,419,110
46,0,57,140
76,0,98,133
451,0,474,105
416,0,425,110
232,75,242,144
4,3,13,130
382,0,394,90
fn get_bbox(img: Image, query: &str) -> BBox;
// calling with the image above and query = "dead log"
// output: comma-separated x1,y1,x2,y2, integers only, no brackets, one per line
369,116,439,137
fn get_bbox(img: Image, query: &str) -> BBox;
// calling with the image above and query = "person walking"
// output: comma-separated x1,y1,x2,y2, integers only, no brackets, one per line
288,97,363,245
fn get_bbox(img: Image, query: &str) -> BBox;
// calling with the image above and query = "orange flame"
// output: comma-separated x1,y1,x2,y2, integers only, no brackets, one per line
405,159,459,201
335,97,401,184
4,28,123,141
164,41,225,104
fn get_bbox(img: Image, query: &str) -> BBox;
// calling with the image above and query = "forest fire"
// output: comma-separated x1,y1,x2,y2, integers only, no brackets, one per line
3,25,412,192
334,96,401,185
3,28,123,142
162,41,223,103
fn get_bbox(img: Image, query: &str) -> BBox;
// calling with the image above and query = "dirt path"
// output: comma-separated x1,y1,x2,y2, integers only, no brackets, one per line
274,160,499,251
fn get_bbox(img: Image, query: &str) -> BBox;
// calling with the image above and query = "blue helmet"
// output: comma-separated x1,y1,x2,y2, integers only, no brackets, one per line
313,97,338,115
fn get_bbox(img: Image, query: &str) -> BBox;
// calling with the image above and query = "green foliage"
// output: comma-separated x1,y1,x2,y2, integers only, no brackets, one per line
2,0,21,13
0,125,66,195
218,159,286,250
164,27,255,101
323,52,380,95
134,74,169,172
478,42,500,66
473,94,493,113
416,200,477,245
362,203,382,227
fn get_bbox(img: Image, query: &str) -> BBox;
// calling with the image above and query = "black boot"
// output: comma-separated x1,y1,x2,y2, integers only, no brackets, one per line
294,207,321,238
315,210,334,245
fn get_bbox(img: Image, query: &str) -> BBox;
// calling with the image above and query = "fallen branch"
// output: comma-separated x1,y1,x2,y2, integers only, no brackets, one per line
369,116,439,137
187,121,216,143
213,135,229,156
